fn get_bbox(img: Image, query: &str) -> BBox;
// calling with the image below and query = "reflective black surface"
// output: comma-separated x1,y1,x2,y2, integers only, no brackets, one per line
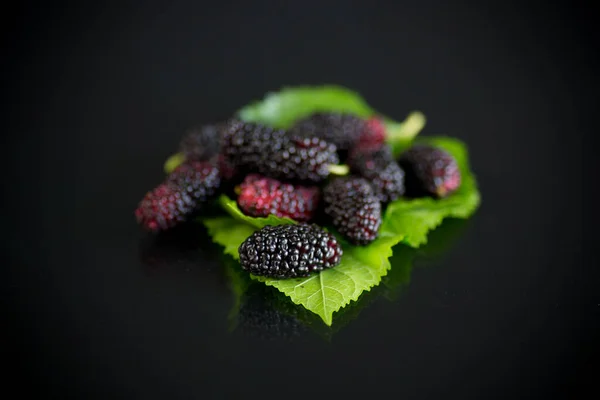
4,1,597,399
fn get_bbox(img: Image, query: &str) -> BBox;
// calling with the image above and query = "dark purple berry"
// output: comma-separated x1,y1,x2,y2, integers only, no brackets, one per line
347,145,405,203
323,177,382,245
398,144,461,198
135,161,221,232
237,174,320,222
238,224,343,278
179,123,222,161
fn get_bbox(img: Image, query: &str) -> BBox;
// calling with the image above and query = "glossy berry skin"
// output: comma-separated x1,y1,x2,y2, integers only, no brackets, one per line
289,113,365,151
347,145,405,203
237,174,320,222
221,120,339,183
263,136,339,183
167,161,221,203
357,117,387,147
323,177,382,245
238,224,343,278
179,123,222,161
135,183,195,232
221,119,288,171
398,144,461,198
135,161,220,232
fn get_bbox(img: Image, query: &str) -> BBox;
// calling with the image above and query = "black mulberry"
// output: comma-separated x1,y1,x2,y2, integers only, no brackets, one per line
289,112,365,151
398,144,461,198
347,145,405,202
238,224,343,278
223,119,340,183
263,136,340,183
135,161,221,232
179,124,222,161
221,119,288,171
237,174,320,222
323,177,382,245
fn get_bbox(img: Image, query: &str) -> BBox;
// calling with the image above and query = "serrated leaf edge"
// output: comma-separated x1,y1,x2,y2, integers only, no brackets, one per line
255,234,403,325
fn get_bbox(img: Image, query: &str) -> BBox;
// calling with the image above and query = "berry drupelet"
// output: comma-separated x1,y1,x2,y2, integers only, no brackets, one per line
289,112,366,151
221,119,288,174
167,160,221,202
238,224,343,278
237,174,320,222
398,144,461,198
221,120,340,183
264,136,340,183
347,145,405,203
135,160,221,232
179,123,222,162
322,176,382,245
134,183,196,232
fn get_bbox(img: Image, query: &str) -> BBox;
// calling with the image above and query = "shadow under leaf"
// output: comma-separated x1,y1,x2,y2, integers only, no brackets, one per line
224,217,472,341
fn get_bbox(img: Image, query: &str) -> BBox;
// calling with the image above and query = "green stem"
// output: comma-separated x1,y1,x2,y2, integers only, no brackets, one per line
328,164,350,176
386,111,426,143
163,152,186,174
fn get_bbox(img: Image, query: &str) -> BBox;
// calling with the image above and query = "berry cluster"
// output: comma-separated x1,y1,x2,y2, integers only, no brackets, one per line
135,111,461,279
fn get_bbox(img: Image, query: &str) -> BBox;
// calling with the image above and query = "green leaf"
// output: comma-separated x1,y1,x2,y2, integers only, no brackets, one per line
202,214,404,325
381,136,481,247
164,85,425,173
237,85,376,129
201,135,480,324
226,217,473,339
203,217,255,259
237,85,424,149
217,194,296,229
254,235,402,326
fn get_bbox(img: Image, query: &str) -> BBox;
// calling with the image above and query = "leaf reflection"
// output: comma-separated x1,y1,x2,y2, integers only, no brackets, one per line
225,217,470,341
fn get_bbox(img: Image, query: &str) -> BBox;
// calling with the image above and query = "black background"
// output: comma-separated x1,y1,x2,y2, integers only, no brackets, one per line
3,0,598,399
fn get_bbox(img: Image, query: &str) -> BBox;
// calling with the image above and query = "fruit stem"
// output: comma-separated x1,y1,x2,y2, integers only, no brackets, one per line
386,111,426,142
328,164,350,176
163,152,186,174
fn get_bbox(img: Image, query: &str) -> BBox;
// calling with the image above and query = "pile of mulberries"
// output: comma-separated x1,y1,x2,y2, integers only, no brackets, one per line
135,111,461,279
